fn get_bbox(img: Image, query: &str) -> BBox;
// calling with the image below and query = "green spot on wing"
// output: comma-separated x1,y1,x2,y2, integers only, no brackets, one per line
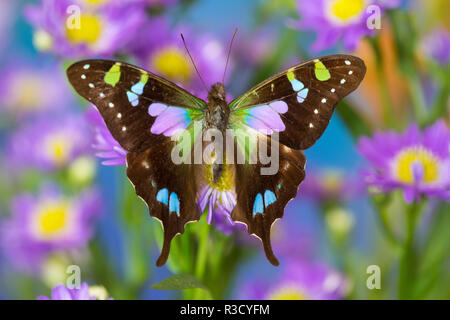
314,61,331,81
140,73,149,84
287,71,295,81
104,63,121,87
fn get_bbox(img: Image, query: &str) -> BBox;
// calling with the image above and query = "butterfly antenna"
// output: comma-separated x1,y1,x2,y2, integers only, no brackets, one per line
181,33,208,91
222,28,237,84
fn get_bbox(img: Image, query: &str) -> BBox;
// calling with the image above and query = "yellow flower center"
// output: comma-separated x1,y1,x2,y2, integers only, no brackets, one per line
151,47,193,83
12,75,43,110
394,146,439,184
35,201,70,239
66,14,102,45
45,135,72,166
89,286,110,300
84,0,109,5
205,164,233,191
33,29,53,52
327,0,366,24
322,172,343,195
268,286,306,300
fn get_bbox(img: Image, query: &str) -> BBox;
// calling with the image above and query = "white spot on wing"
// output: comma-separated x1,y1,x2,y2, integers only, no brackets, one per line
99,93,105,98
89,83,95,88
321,98,327,103
314,109,318,114
345,60,351,65
309,123,314,128
122,126,126,131
331,88,336,93
108,102,114,108
340,79,346,84
83,64,90,69
81,74,86,79
348,70,353,75
117,113,122,119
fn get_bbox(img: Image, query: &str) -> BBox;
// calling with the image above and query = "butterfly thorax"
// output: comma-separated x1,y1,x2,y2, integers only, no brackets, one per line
205,83,230,131
205,83,230,184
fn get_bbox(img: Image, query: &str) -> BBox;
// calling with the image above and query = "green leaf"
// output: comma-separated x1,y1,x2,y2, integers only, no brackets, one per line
152,274,209,292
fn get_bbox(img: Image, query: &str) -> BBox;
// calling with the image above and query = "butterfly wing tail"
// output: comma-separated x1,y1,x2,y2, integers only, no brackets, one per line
255,213,279,266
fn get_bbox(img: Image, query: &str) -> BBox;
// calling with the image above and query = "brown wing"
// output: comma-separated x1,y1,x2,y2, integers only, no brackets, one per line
230,54,366,150
231,135,306,265
126,139,203,266
67,59,206,266
67,59,205,153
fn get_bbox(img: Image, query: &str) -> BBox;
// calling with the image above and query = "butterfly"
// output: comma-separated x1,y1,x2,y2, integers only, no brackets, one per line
67,53,366,267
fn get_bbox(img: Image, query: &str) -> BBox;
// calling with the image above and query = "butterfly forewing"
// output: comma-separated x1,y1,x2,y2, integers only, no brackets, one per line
230,55,366,150
67,59,205,153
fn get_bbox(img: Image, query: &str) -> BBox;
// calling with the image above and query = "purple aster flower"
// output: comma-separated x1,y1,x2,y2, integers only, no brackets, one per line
38,282,112,300
198,184,238,235
241,259,348,300
6,114,92,172
357,120,450,203
300,168,365,203
422,28,450,65
1,185,102,271
24,0,148,58
292,0,400,52
85,106,127,166
0,63,74,118
129,18,233,99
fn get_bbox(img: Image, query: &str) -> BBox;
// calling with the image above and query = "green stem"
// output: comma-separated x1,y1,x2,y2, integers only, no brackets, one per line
192,215,210,300
405,68,428,126
426,65,450,125
371,195,402,250
398,199,423,299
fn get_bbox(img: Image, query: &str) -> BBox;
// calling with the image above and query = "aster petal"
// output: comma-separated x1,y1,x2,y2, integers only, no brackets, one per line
51,284,72,300
207,191,217,224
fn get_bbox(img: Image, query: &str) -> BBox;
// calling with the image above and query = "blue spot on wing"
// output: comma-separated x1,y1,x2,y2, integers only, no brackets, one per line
264,190,276,207
169,192,180,216
127,91,139,107
297,88,309,103
131,82,145,95
156,188,169,206
253,193,264,215
290,79,304,92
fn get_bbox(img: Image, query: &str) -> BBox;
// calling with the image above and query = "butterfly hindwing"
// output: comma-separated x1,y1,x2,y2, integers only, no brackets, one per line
67,59,206,266
230,54,366,150
231,135,306,265
126,139,203,266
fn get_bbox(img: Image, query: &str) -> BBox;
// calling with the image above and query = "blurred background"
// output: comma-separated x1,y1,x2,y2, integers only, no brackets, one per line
0,0,448,300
